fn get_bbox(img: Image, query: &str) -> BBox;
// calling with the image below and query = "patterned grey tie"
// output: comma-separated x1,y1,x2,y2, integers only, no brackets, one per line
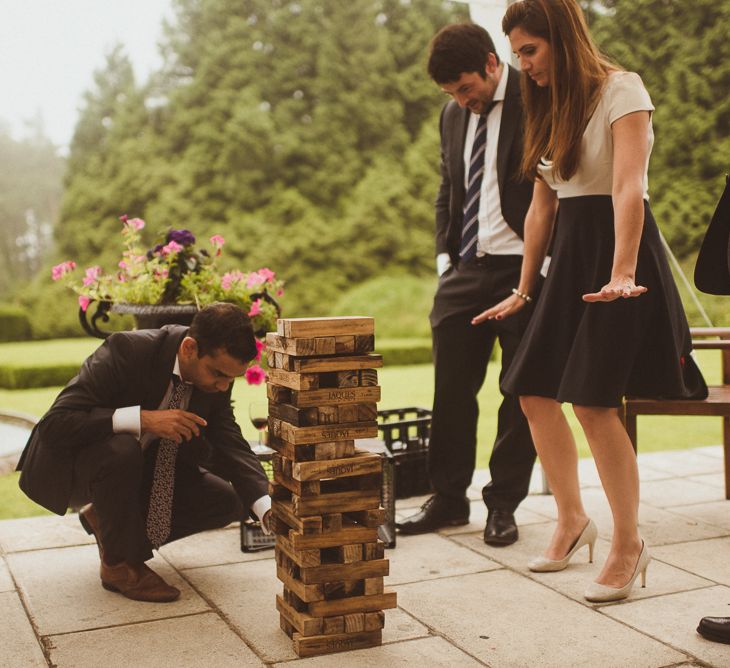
146,377,188,548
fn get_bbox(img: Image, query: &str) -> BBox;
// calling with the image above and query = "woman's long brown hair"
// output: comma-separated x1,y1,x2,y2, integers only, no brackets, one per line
502,0,618,181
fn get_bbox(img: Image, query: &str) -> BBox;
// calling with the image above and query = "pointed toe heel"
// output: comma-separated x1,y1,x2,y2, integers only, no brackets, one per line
528,519,597,573
584,541,650,603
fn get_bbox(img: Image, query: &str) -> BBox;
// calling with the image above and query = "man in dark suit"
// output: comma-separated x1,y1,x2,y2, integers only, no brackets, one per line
397,23,541,545
17,303,270,602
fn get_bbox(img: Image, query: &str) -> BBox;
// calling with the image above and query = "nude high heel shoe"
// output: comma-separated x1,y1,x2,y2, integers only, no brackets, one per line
528,519,598,573
584,541,650,603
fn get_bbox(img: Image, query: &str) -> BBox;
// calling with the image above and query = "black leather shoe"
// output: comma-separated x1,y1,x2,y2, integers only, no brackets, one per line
484,509,518,546
697,616,730,644
396,495,469,535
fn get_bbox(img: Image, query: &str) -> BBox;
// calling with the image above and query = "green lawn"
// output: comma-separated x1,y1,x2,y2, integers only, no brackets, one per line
0,349,722,520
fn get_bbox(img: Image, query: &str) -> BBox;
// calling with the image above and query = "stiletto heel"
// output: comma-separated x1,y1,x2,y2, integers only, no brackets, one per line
584,540,650,603
528,519,597,573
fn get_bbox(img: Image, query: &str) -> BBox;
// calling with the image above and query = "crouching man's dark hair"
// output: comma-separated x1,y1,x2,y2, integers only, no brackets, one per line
188,302,257,363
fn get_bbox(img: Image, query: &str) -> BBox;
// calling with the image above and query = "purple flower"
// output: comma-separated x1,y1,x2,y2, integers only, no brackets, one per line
166,229,196,246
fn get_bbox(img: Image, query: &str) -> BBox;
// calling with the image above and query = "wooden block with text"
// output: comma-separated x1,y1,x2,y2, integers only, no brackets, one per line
267,316,394,657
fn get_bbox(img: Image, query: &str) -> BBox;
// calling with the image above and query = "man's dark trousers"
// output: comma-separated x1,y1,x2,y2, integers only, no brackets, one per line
70,434,244,564
429,255,538,512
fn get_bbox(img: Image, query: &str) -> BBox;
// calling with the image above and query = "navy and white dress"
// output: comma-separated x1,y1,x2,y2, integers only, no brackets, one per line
503,71,707,407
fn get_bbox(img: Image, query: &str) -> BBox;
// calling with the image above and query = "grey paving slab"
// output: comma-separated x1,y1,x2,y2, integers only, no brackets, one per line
667,501,730,531
640,477,725,508
0,591,47,668
637,450,722,477
651,537,730,586
439,499,552,537
0,556,14,592
470,464,553,496
449,525,714,604
0,513,94,553
274,635,483,667
183,558,427,663
520,487,730,546
687,472,727,489
396,569,687,667
159,526,273,570
6,545,208,635
386,532,500,585
182,558,297,663
602,585,730,668
691,445,724,460
47,612,263,668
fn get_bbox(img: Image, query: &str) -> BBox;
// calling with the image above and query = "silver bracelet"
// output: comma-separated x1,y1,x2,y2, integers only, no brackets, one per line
511,288,533,303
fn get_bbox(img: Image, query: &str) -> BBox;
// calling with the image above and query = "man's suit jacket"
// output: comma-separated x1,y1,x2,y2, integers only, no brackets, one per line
17,325,269,516
434,64,533,268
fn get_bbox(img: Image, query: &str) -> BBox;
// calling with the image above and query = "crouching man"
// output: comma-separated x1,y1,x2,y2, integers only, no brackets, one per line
17,302,270,602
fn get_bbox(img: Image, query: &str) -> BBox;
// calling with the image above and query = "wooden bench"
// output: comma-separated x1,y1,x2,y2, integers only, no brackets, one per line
623,327,730,499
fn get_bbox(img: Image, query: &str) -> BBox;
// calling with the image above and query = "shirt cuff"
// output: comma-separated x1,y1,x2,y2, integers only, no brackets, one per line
252,495,272,534
436,253,452,277
112,406,141,438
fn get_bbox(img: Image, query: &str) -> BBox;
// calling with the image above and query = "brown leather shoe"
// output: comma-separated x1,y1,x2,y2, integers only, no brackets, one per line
79,504,104,561
100,560,181,603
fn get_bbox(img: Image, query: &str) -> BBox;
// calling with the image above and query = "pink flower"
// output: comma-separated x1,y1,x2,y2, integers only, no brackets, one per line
118,260,127,269
51,261,76,281
127,217,145,230
78,295,91,312
210,234,225,256
221,270,244,291
245,271,266,289
258,267,275,282
161,240,183,255
119,214,129,223
248,299,262,317
245,267,276,288
245,364,266,385
276,288,284,297
82,266,102,287
255,338,265,361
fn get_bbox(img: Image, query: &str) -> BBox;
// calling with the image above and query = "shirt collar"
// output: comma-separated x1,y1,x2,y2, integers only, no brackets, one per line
173,355,192,385
493,63,508,103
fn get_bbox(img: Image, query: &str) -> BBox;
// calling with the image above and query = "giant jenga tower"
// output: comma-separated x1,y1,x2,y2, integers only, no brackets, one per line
266,316,397,658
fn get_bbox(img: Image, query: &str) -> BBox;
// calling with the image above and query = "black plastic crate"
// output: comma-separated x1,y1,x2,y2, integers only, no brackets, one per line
240,444,276,553
377,407,432,500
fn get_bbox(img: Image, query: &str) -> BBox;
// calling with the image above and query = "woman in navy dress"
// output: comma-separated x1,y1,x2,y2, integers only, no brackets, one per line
474,0,707,602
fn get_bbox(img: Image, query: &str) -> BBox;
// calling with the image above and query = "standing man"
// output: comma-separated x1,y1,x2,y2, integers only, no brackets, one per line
397,23,542,545
17,303,270,602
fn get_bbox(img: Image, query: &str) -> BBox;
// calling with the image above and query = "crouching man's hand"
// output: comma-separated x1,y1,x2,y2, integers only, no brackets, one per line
141,409,207,444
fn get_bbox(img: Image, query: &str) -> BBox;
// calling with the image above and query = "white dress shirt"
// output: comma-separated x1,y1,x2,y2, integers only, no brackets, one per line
112,356,271,528
437,65,550,279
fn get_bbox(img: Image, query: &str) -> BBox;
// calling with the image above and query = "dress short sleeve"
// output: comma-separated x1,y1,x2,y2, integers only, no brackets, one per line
606,71,655,125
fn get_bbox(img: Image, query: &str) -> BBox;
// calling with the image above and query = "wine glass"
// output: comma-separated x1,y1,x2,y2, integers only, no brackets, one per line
248,400,269,448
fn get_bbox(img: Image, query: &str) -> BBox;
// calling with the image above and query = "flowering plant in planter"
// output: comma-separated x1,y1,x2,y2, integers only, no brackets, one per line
52,215,284,384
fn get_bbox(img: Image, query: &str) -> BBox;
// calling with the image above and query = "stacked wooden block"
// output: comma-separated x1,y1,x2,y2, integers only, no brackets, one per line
266,316,397,658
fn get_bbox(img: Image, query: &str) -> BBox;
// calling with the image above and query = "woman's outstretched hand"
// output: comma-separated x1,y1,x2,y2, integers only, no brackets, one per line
582,276,647,302
472,293,526,325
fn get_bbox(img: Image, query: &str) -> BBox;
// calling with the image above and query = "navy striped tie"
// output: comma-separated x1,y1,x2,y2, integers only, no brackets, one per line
459,109,492,263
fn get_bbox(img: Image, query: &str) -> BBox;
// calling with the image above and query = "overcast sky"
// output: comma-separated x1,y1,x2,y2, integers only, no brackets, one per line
0,0,174,150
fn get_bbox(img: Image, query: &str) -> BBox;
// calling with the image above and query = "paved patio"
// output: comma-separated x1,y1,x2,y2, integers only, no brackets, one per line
2,446,729,667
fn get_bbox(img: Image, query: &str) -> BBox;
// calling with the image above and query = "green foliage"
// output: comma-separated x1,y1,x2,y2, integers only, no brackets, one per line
590,0,730,256
0,305,32,342
34,0,468,327
0,127,64,298
0,337,97,388
330,274,436,339
0,473,51,520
